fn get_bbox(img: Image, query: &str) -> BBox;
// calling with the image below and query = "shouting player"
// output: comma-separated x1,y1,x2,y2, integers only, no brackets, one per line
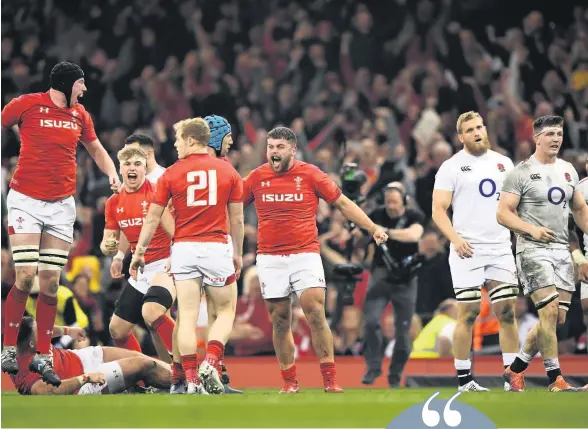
108,134,178,364
1,61,121,386
131,117,243,395
498,116,588,392
432,111,520,392
243,127,388,393
11,317,172,395
100,146,174,361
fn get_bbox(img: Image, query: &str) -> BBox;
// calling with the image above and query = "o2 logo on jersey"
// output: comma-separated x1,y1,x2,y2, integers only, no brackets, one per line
478,179,500,200
40,119,79,129
119,218,143,228
547,186,567,207
386,392,496,429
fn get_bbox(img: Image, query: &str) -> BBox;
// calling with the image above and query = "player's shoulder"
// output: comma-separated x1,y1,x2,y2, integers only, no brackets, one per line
247,163,271,180
438,150,464,169
579,177,588,186
555,157,575,170
487,150,513,164
106,192,120,205
6,92,46,108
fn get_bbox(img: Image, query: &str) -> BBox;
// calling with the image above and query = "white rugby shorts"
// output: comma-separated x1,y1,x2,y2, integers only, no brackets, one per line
448,247,517,289
170,241,235,286
516,247,575,296
72,346,126,395
256,252,326,299
129,258,168,294
7,189,76,243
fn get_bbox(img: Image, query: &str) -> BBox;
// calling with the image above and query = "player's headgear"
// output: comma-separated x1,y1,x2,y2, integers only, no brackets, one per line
50,61,84,108
204,115,231,155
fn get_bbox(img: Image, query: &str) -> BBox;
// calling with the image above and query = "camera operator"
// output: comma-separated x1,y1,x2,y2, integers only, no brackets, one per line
362,182,425,387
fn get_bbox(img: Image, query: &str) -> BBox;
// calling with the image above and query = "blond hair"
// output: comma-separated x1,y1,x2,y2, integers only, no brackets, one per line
456,111,483,134
117,146,147,164
174,117,210,146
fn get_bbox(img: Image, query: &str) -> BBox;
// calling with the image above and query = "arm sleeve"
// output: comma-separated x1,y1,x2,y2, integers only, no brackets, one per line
433,160,456,191
229,169,244,203
1,95,27,128
410,209,427,227
242,172,255,207
152,173,172,207
80,110,98,143
501,167,524,196
104,197,119,230
312,167,342,204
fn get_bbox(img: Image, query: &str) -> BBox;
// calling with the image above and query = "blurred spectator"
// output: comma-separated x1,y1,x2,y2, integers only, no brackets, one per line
411,298,458,358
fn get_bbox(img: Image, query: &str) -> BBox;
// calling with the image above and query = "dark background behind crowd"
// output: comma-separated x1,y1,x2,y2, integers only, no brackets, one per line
2,0,587,359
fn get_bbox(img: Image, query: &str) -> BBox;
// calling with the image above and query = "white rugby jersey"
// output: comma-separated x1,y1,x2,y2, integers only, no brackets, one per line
146,164,166,184
434,149,513,249
577,177,588,254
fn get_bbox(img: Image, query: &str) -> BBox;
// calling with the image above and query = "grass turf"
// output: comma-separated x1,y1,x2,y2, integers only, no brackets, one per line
2,388,587,428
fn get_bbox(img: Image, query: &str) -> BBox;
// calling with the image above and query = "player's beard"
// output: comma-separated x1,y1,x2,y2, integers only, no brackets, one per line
464,135,491,155
269,154,291,173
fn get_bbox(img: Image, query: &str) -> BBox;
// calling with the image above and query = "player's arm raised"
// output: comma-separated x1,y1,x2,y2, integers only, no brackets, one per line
30,373,105,395
432,189,473,258
81,139,121,192
333,194,388,244
497,192,556,243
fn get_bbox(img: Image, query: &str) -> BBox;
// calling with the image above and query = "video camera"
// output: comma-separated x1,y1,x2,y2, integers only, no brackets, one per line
379,243,426,282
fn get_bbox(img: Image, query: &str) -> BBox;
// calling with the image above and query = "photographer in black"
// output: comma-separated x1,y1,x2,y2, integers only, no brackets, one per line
362,182,425,387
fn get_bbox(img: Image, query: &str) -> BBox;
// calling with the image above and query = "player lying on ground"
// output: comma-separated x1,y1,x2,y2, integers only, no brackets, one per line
101,146,175,363
131,117,244,395
498,115,588,392
10,317,172,395
243,126,388,393
432,111,520,392
1,61,121,387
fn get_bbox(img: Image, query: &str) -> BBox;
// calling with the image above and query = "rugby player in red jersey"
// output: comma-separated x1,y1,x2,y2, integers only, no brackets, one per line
11,317,172,395
243,127,388,393
100,146,174,361
1,61,121,386
131,117,244,395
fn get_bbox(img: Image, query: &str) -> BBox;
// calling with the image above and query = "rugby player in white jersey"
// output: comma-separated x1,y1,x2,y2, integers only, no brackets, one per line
433,111,520,392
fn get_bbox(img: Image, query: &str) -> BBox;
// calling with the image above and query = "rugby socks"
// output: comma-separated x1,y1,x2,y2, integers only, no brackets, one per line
113,332,142,353
172,361,185,384
543,358,562,384
181,354,199,384
454,359,473,386
281,364,297,384
502,352,517,370
510,350,534,374
35,293,58,354
205,340,224,368
320,362,337,385
151,314,175,353
3,286,29,347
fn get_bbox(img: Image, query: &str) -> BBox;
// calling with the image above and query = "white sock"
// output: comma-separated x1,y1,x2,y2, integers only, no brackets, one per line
519,350,534,363
502,353,517,367
454,359,471,371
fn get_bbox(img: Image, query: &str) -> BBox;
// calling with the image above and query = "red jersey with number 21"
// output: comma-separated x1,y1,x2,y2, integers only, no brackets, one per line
153,153,243,243
1,92,97,201
243,160,342,255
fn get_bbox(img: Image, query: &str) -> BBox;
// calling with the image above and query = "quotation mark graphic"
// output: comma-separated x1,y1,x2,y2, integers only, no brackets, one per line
421,392,462,427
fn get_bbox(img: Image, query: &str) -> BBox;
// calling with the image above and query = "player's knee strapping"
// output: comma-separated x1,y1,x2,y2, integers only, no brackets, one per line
535,292,559,310
488,284,519,304
144,286,174,310
455,287,482,303
38,249,69,271
11,245,40,267
558,300,571,313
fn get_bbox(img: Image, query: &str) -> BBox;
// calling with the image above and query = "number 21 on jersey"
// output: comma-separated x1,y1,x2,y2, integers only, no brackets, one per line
187,170,217,206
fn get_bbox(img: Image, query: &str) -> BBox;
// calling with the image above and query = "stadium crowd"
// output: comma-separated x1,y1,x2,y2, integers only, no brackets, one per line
2,0,587,363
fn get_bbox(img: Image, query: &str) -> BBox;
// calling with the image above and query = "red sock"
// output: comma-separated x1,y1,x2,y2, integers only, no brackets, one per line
205,340,224,367
113,332,142,352
3,286,29,347
151,314,175,352
320,362,336,384
216,348,225,376
172,361,185,384
35,293,58,354
281,365,297,384
181,354,199,384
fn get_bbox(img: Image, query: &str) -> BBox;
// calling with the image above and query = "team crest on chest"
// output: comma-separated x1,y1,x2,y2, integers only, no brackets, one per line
497,163,505,172
141,200,148,215
294,176,303,190
564,172,571,183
